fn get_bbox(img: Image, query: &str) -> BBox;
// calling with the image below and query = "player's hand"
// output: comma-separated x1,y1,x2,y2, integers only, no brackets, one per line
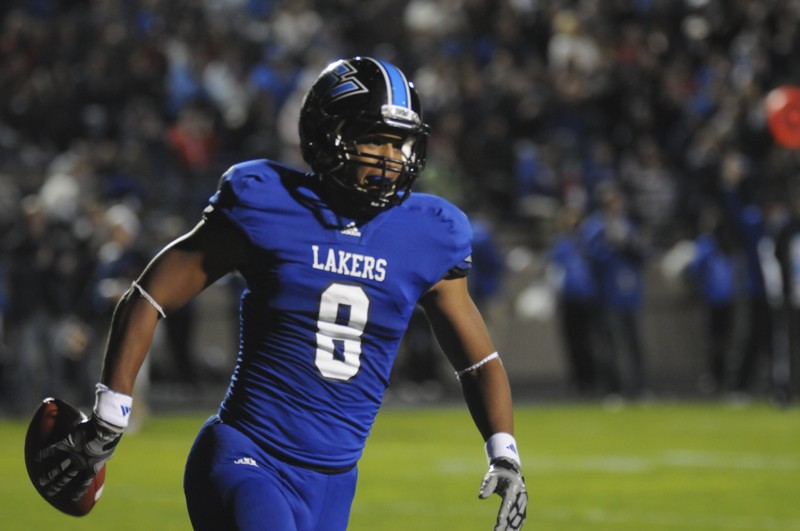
34,416,123,501
479,457,527,530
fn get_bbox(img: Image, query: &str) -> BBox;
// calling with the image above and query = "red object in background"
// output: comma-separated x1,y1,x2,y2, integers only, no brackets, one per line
24,398,107,517
766,85,800,148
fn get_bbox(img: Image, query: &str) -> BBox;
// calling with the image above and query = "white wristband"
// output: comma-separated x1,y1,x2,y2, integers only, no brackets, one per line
485,432,521,467
94,383,133,432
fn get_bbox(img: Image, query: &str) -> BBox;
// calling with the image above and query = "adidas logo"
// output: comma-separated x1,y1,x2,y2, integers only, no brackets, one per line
233,457,259,467
120,405,132,417
340,223,361,237
506,443,517,455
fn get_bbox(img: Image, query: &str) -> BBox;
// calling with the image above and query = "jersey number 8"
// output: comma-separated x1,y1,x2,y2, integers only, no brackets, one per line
315,283,370,381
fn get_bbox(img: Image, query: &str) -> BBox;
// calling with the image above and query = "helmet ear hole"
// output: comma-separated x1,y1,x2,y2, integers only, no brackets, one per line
316,151,334,168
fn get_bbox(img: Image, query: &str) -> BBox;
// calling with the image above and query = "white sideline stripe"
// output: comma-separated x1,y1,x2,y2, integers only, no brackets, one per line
540,506,800,531
435,451,800,475
524,451,800,473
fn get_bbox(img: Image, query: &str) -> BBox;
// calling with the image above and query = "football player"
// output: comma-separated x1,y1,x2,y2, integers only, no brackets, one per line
35,57,527,530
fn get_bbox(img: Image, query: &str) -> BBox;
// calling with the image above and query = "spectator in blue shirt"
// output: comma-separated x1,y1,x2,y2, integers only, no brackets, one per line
685,205,736,394
719,151,784,398
581,184,649,397
548,205,599,396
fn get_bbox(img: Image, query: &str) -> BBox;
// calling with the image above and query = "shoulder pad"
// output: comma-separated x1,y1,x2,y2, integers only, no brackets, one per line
403,193,473,275
404,193,471,238
210,160,281,210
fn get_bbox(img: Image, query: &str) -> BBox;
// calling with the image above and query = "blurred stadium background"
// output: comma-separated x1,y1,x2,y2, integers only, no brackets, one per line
1,0,800,529
2,0,799,408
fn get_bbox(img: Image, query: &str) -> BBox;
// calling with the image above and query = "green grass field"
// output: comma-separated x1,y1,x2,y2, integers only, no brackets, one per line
1,401,798,530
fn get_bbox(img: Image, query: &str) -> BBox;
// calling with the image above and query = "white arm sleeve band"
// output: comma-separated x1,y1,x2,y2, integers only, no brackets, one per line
94,383,133,432
485,432,521,466
455,352,500,380
132,280,166,318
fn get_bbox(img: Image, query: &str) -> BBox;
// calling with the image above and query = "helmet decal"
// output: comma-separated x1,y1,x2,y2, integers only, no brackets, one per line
325,61,368,103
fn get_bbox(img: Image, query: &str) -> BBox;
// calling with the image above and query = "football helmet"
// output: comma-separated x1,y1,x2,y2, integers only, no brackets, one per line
299,57,429,214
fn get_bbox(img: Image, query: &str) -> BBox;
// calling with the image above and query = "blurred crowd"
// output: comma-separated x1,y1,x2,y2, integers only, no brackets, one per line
3,0,800,414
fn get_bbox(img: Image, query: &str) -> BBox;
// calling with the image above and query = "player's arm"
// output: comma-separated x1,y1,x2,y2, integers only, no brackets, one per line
100,211,249,395
419,275,511,437
34,211,250,500
419,275,527,531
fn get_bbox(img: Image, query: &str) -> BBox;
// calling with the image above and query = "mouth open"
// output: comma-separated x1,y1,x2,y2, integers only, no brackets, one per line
360,173,398,199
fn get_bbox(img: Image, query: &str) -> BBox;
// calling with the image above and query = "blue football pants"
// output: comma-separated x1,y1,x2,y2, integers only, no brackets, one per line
183,416,358,531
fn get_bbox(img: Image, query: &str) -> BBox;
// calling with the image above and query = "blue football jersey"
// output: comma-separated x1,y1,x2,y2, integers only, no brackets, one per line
207,159,472,469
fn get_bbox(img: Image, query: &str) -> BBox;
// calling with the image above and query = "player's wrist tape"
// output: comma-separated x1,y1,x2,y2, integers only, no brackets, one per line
455,352,500,380
131,280,166,318
485,432,521,467
94,383,133,432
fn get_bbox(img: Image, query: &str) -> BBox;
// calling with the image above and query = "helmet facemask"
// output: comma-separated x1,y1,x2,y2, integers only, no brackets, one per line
326,111,428,211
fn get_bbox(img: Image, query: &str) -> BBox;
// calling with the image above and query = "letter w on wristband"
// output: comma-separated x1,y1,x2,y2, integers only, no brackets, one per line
94,383,133,431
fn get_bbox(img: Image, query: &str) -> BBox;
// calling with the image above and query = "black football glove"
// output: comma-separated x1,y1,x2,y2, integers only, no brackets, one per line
34,416,123,501
479,457,528,531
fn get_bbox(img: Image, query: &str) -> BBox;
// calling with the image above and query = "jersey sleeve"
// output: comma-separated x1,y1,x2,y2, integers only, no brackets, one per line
206,159,283,242
446,210,473,279
407,194,474,283
210,160,274,205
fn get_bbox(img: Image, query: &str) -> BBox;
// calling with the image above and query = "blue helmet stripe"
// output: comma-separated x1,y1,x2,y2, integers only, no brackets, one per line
373,59,410,109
